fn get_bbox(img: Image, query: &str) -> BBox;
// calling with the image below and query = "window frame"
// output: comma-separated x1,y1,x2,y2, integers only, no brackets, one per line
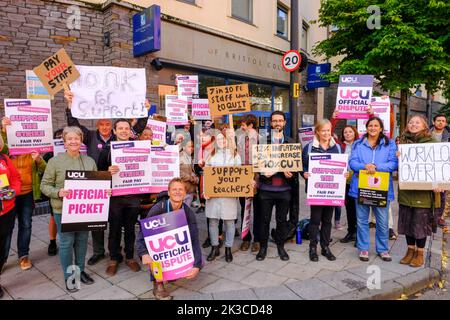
276,4,289,39
231,0,253,25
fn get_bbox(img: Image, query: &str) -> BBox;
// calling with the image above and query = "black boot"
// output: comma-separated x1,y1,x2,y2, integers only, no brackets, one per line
206,246,220,261
225,247,233,262
321,247,336,261
277,244,289,261
256,245,267,261
309,246,319,262
340,232,356,243
202,238,211,248
0,284,4,299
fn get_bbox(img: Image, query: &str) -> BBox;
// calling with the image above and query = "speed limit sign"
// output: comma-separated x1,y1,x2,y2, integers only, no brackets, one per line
282,50,301,72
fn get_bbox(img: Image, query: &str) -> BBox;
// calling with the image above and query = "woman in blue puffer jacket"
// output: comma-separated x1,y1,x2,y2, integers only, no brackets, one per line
349,117,398,262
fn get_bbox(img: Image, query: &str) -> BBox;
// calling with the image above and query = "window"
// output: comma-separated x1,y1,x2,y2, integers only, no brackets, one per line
301,21,309,52
232,0,253,23
277,5,288,38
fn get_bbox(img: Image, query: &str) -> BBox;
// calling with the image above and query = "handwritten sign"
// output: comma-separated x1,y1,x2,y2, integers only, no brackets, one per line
191,99,211,120
150,145,180,193
61,171,111,232
26,70,52,100
176,75,198,100
252,144,302,172
4,99,53,155
146,118,166,144
398,142,450,190
358,170,389,207
335,75,373,120
207,84,251,117
165,95,189,125
307,154,348,206
358,96,391,138
33,48,80,96
140,209,194,282
111,140,153,196
298,127,314,148
70,66,147,119
204,166,253,197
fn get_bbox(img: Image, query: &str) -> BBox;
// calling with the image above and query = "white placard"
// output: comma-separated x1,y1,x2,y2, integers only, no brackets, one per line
357,96,391,138
165,95,189,125
150,145,180,193
146,118,167,144
191,99,211,120
176,75,198,100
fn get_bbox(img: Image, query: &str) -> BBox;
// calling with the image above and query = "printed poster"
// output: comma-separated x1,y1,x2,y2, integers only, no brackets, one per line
357,96,391,138
335,75,374,120
358,170,390,207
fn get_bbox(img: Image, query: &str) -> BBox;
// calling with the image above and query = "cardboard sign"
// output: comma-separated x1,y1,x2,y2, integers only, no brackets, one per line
33,48,80,96
146,118,166,144
204,166,253,198
150,145,180,193
358,170,389,207
398,142,450,190
207,84,251,117
165,95,189,125
70,65,147,119
140,209,195,282
111,140,153,196
53,139,87,157
306,154,348,206
61,171,111,232
252,143,303,172
298,127,314,148
357,96,391,138
4,99,53,155
335,75,373,120
26,70,52,100
176,75,198,99
191,99,211,120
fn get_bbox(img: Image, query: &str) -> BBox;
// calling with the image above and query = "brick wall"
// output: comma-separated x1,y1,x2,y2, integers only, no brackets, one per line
0,0,159,131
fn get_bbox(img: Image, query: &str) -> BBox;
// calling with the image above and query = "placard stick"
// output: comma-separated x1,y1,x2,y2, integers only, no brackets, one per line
228,114,237,152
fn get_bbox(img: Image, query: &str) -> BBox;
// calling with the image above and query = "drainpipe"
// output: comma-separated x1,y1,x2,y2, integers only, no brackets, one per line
290,0,300,140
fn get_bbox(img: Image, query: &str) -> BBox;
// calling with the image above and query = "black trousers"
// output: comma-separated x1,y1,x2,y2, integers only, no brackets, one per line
91,230,105,256
258,190,291,246
345,185,357,234
309,205,333,248
108,197,139,261
0,210,16,268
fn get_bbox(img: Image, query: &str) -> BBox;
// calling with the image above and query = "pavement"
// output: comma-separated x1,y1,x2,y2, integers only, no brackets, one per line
0,180,448,300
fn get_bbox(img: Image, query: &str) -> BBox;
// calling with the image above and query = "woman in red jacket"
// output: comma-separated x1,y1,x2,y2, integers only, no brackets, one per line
0,136,22,298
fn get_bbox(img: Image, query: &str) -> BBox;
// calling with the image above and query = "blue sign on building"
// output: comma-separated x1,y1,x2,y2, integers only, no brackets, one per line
306,63,331,89
133,5,161,57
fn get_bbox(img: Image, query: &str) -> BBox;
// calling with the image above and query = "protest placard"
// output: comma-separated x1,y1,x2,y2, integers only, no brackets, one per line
241,198,253,240
61,170,111,232
111,140,153,196
26,70,52,100
398,142,450,190
33,48,80,96
146,118,167,144
150,145,180,192
298,127,314,148
176,75,198,100
53,139,87,157
165,95,189,125
191,99,211,120
252,143,302,172
358,170,389,207
140,209,195,282
357,96,391,137
204,165,253,198
70,65,147,119
335,75,373,120
207,84,251,117
4,99,53,155
306,154,348,206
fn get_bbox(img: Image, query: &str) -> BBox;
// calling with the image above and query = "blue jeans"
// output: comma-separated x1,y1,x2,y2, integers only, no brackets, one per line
6,192,34,259
54,214,89,280
209,218,235,248
355,200,390,254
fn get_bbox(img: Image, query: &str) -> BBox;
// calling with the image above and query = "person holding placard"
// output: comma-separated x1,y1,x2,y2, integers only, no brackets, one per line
136,178,202,300
40,127,97,293
64,88,150,267
397,115,442,267
302,119,348,262
204,132,241,263
1,117,47,271
0,134,21,299
349,117,398,262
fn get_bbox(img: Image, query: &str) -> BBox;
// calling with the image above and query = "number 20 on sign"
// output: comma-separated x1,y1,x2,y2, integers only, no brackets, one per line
282,50,301,72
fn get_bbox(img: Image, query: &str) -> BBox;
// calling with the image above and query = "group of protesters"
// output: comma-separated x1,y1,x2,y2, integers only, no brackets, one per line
0,87,448,300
